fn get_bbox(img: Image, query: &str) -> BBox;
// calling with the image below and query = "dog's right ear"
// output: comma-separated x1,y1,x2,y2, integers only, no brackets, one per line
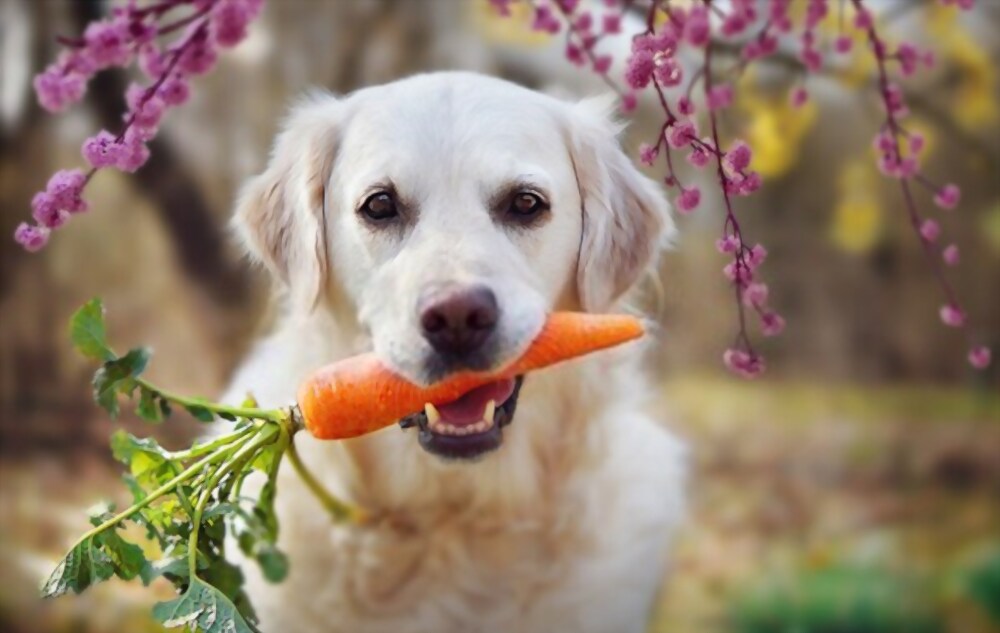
234,92,341,310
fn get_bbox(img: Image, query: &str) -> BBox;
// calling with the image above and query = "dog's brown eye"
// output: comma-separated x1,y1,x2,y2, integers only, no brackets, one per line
360,192,398,222
508,192,547,220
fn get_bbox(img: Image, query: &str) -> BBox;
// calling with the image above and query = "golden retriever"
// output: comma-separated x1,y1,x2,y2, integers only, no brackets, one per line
223,71,686,633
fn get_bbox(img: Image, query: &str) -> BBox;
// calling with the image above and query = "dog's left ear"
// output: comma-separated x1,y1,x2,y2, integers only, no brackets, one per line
569,96,674,311
233,92,341,311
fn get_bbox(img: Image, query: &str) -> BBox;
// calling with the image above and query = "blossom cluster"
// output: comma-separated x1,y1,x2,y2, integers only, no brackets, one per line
488,0,989,374
15,0,263,252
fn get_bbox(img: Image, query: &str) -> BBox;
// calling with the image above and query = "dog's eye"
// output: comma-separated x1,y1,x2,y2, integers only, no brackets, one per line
507,192,547,221
360,192,399,222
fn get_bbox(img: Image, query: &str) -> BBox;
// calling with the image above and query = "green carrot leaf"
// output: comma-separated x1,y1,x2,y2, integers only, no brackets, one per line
92,348,150,417
152,577,260,633
69,298,115,362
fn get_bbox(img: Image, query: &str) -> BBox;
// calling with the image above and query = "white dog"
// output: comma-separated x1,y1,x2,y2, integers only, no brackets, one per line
223,72,686,633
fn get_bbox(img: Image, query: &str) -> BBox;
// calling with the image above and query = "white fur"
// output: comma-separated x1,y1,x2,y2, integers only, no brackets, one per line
224,72,686,633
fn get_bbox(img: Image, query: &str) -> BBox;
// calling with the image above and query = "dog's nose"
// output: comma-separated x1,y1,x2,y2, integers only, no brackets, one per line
419,284,498,356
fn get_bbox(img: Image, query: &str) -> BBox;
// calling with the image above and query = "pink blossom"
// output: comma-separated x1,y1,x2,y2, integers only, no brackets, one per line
919,219,941,243
126,83,165,128
620,92,638,114
82,130,124,169
934,184,961,210
593,54,612,74
684,7,710,46
625,49,655,90
716,235,740,254
942,244,960,266
722,14,748,37
33,70,86,113
687,146,709,168
666,120,697,149
908,133,925,154
573,12,593,32
676,187,701,214
723,348,765,378
46,169,88,214
601,13,621,34
158,77,191,106
897,42,920,77
724,260,753,285
138,44,167,79
835,35,853,54
677,96,695,116
639,143,658,166
939,304,965,328
566,44,584,66
761,312,786,337
84,18,132,68
212,0,253,48
790,86,809,108
707,84,733,111
747,244,768,269
531,6,561,34
178,37,219,75
32,192,69,229
854,8,873,29
724,141,753,172
743,282,769,307
13,223,50,252
968,346,991,370
654,57,683,87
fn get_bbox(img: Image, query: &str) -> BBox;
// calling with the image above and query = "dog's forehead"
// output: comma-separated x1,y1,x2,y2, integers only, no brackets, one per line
341,75,570,167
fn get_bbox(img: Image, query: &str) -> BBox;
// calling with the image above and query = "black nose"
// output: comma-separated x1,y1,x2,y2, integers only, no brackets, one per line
419,284,498,356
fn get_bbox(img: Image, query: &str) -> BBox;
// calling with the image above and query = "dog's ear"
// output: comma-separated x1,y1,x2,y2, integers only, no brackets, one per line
234,92,341,310
569,96,674,311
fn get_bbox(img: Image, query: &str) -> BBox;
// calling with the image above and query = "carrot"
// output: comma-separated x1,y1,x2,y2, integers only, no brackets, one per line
297,312,644,440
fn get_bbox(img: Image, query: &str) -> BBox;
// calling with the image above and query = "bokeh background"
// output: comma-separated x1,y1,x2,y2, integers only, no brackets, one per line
1,1,998,632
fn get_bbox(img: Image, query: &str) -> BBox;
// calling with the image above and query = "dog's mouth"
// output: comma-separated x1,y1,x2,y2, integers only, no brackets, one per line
399,376,524,460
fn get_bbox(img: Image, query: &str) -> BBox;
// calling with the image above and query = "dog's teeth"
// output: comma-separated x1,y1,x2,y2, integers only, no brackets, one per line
483,399,496,424
425,402,440,425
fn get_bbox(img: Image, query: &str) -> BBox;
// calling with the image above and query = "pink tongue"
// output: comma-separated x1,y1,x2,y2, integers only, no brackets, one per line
436,378,516,427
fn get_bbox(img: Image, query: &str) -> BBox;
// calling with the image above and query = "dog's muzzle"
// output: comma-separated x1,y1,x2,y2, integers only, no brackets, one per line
398,376,525,460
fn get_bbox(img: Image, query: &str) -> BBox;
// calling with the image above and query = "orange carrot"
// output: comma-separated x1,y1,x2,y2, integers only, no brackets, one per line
297,312,644,440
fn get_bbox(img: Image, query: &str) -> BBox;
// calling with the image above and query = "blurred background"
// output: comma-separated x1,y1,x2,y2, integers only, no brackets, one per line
1,1,998,632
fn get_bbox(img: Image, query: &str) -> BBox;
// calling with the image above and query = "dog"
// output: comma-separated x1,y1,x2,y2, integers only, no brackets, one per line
223,71,686,633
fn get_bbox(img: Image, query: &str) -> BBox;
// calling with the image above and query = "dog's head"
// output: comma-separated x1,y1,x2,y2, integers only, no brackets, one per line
236,73,671,461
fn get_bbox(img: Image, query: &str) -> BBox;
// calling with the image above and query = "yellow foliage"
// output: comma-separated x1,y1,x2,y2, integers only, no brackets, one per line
924,4,999,129
738,85,818,179
830,161,884,254
471,0,550,47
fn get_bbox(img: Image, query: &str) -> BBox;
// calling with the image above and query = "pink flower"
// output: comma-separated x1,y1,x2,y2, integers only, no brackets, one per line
761,312,786,337
897,42,920,77
687,146,709,168
707,84,733,110
573,12,593,32
46,169,88,214
723,348,765,378
724,141,752,172
743,282,769,307
909,133,925,154
919,219,940,243
639,143,658,166
620,92,638,113
158,77,191,106
968,346,991,370
676,187,701,213
593,54,612,74
684,7,710,46
678,96,695,116
716,235,740,254
601,13,621,34
33,69,87,113
116,132,151,173
82,130,124,169
126,83,165,128
934,184,961,210
625,50,655,90
654,58,683,87
212,0,253,48
854,8,873,29
942,244,960,266
14,223,50,252
747,243,768,269
566,44,584,66
138,44,167,79
531,6,561,34
32,192,68,229
666,120,697,149
84,18,132,68
179,37,219,75
939,304,965,328
834,35,853,54
790,86,809,108
724,260,753,285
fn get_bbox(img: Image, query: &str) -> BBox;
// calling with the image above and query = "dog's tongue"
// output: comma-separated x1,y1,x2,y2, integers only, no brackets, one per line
436,378,516,427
